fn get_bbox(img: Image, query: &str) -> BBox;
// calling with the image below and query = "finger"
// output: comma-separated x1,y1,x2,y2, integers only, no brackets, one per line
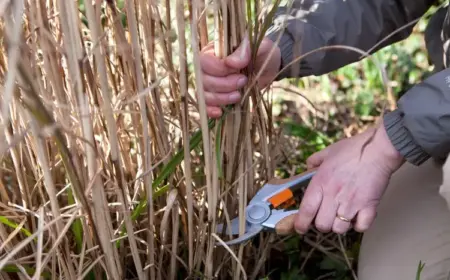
200,53,239,77
306,149,328,169
206,106,223,118
333,206,357,235
314,195,339,233
294,175,324,234
332,215,353,235
258,37,275,54
203,73,248,93
204,91,241,107
354,207,377,232
254,38,281,72
275,213,296,235
225,37,251,69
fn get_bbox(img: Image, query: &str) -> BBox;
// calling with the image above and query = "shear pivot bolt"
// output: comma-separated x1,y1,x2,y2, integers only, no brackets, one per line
246,203,270,224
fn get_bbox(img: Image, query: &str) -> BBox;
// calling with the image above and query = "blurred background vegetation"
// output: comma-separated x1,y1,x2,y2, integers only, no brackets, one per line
0,0,439,279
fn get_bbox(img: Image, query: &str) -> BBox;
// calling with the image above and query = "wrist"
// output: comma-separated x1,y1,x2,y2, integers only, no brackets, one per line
383,109,430,165
373,119,405,171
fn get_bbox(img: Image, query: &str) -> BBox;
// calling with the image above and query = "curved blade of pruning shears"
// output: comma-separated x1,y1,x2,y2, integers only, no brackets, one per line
216,224,264,246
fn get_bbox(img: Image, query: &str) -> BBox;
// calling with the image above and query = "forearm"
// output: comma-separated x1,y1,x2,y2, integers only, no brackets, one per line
384,67,450,165
266,0,435,79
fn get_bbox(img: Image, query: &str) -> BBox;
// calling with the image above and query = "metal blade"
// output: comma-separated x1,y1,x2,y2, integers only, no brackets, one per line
216,218,241,235
262,209,298,229
215,224,264,246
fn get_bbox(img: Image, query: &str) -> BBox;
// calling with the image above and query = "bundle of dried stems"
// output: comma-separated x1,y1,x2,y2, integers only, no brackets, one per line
0,0,290,279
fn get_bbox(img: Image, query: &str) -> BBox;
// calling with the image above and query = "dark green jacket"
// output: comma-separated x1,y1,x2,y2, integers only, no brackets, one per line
266,0,450,165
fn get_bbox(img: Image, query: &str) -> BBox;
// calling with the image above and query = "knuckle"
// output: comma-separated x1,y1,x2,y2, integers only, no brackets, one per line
311,171,327,185
346,189,358,202
202,75,214,90
306,153,320,163
306,157,315,167
365,198,381,209
307,151,320,159
203,91,215,103
300,202,317,217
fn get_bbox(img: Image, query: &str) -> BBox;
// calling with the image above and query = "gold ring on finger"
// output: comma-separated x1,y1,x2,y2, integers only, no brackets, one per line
336,215,351,223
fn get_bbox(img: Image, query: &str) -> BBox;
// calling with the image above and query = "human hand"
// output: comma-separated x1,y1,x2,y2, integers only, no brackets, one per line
294,121,405,235
199,37,281,118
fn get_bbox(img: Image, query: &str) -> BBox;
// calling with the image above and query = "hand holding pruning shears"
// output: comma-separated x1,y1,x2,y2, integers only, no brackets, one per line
215,126,404,245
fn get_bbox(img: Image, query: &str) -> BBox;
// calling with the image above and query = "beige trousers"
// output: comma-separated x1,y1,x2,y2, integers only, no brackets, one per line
358,159,450,280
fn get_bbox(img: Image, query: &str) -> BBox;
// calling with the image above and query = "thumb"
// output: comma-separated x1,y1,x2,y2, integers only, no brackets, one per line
306,149,328,169
225,37,251,70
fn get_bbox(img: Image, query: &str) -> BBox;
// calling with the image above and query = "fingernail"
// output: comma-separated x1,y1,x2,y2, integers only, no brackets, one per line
237,77,247,88
228,92,241,102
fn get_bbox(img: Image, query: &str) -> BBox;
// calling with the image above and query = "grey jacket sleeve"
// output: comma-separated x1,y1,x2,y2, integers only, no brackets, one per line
264,0,450,165
384,68,450,165
265,0,435,79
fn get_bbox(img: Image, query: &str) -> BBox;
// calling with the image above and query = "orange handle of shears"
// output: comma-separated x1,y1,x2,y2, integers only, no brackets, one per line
266,167,317,208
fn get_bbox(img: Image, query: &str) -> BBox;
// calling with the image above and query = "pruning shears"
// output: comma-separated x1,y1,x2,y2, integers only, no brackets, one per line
216,168,316,246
